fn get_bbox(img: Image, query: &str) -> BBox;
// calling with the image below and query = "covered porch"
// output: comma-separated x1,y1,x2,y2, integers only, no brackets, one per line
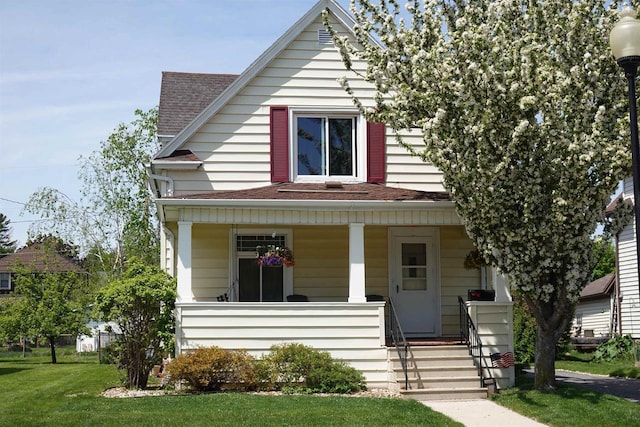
160,188,514,388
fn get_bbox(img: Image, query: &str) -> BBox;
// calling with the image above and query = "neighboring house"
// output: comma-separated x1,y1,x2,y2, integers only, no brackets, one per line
572,274,615,339
610,182,640,338
76,320,120,353
147,0,515,393
0,245,83,295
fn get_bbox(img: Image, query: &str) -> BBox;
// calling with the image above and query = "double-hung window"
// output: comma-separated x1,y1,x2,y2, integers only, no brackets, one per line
294,112,360,181
269,106,385,184
0,273,11,291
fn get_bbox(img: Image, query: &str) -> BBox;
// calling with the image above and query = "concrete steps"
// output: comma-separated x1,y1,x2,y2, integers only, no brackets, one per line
389,344,488,400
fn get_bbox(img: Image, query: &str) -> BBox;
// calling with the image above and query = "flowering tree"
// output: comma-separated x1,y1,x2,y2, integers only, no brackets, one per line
327,0,632,389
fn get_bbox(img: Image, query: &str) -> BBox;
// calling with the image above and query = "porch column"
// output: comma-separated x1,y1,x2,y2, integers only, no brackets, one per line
491,267,511,302
177,221,193,302
348,223,366,303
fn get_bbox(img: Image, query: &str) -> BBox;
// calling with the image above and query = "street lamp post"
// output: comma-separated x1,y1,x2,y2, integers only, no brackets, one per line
610,6,640,295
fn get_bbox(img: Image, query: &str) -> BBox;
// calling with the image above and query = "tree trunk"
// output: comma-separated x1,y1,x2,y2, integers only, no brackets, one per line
534,322,557,390
525,290,573,390
49,337,57,364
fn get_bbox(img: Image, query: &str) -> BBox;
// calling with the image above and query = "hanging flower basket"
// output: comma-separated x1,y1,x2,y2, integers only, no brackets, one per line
256,245,295,267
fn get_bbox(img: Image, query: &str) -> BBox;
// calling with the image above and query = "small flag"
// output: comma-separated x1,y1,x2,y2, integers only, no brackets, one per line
490,352,515,368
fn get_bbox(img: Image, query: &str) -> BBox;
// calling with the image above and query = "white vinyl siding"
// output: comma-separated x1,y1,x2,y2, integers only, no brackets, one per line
573,298,612,337
176,302,389,387
164,15,444,195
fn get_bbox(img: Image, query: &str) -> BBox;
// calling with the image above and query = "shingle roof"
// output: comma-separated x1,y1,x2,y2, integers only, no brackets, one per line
579,274,615,300
157,72,239,136
168,183,451,202
0,245,84,273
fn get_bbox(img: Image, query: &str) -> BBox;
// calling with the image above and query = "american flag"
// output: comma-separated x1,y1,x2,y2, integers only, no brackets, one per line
490,352,515,368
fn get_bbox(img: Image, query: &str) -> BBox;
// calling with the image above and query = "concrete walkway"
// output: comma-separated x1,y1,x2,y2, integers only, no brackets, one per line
422,399,547,427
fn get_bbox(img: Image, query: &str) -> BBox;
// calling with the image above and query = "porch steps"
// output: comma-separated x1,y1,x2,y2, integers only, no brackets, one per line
389,344,488,401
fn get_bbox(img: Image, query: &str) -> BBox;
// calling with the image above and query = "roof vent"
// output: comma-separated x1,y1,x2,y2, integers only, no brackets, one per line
318,29,333,45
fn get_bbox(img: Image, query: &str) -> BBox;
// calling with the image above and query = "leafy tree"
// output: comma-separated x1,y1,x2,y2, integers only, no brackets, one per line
24,108,160,276
591,236,616,280
93,259,176,389
328,0,631,389
25,234,80,260
0,213,17,255
0,243,89,363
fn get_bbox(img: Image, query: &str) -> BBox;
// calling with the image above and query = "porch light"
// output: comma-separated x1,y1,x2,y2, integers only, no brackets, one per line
610,6,640,293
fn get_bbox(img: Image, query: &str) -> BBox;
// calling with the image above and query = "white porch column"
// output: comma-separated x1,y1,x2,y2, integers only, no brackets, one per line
177,221,193,302
491,267,511,302
348,223,366,303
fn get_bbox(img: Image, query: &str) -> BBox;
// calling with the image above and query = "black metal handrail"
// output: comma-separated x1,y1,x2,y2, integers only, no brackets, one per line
458,296,495,389
388,297,409,390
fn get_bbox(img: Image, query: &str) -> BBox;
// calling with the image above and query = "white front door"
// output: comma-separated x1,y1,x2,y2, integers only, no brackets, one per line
389,228,440,337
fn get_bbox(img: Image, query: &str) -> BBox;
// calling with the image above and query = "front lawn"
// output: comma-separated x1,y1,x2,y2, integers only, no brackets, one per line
556,351,639,378
0,348,461,427
492,375,640,427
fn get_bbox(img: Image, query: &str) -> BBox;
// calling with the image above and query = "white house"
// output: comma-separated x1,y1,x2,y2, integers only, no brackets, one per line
613,178,640,338
572,274,615,339
147,0,515,397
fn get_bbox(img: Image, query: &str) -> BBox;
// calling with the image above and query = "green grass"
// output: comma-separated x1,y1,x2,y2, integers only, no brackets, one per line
0,347,460,427
492,375,640,427
556,351,640,378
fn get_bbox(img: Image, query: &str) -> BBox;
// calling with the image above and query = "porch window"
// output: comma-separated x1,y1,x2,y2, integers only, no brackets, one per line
235,235,288,302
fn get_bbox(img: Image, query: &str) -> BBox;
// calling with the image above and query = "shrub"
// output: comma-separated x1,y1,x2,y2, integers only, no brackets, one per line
166,346,256,391
513,295,536,364
260,343,366,394
593,334,635,362
306,361,366,394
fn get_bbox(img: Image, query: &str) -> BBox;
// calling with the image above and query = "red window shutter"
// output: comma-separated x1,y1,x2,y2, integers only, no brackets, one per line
367,121,385,183
270,106,290,183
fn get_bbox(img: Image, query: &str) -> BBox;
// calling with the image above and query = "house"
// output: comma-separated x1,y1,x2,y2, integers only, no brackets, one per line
571,274,615,350
147,0,515,394
0,245,83,295
609,185,640,339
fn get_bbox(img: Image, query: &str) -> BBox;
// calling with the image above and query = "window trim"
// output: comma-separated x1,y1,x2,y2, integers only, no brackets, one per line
290,108,365,183
0,272,11,290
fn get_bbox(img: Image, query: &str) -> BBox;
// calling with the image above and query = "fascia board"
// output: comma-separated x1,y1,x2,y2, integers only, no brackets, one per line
155,198,454,211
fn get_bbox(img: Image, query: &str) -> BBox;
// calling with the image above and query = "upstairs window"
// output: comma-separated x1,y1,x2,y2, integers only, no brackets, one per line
295,115,357,179
270,106,385,184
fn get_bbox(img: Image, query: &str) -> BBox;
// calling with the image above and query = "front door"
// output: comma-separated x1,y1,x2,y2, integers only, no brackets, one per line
389,228,440,337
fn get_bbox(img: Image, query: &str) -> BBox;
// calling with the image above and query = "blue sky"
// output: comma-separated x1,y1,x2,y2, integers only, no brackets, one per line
0,0,347,246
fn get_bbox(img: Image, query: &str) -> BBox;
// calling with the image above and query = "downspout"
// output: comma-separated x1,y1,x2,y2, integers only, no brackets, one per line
146,165,174,197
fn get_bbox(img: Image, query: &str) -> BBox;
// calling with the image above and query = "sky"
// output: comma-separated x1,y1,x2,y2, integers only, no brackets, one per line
0,0,347,247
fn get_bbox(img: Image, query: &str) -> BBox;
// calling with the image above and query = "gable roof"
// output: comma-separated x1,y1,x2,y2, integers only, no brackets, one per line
579,274,615,301
0,245,84,273
157,72,239,137
153,0,360,159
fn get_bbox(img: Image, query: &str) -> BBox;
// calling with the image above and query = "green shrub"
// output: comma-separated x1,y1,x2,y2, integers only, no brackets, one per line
306,361,366,394
166,346,256,391
593,334,635,362
261,343,366,394
513,295,536,364
261,343,333,389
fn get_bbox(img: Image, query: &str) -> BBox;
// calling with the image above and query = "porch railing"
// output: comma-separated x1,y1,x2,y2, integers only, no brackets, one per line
388,297,409,390
458,296,495,389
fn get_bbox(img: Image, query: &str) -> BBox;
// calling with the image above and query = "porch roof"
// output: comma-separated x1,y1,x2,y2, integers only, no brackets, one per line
163,182,451,203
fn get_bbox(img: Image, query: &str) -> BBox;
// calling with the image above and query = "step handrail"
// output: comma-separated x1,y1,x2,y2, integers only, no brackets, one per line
458,296,495,388
388,297,409,390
